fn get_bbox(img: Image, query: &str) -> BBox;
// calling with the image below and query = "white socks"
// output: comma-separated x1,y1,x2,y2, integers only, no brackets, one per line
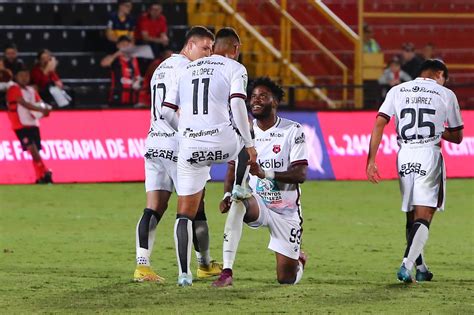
223,200,246,270
174,217,193,275
405,221,430,271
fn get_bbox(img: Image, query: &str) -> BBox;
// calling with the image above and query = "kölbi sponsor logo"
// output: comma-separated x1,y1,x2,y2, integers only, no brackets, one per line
258,158,284,169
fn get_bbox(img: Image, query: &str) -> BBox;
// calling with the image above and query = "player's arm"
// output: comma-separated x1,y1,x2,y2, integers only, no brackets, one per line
442,128,463,144
367,115,389,183
100,51,122,68
250,162,307,184
220,162,236,213
442,90,464,144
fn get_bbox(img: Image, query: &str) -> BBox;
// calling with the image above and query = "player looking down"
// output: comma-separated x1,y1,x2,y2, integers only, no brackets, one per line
367,59,464,283
213,77,308,287
161,27,257,286
134,26,222,283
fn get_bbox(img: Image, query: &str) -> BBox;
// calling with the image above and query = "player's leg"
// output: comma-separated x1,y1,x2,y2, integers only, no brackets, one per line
20,127,51,183
193,190,223,278
404,211,429,278
212,196,260,287
174,190,203,286
231,147,251,199
134,190,170,282
275,252,306,285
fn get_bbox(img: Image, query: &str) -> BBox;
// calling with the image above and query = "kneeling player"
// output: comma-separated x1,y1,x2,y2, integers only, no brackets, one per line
213,78,308,287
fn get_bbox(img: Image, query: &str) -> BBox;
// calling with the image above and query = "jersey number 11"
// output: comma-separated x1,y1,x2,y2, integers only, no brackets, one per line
192,78,210,115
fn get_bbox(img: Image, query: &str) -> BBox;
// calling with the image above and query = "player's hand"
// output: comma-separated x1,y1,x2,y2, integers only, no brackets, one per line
246,146,257,165
366,161,381,183
249,162,265,179
219,196,232,213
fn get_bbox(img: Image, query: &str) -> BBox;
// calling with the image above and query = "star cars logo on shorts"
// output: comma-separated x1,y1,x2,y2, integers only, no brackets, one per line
187,150,230,164
273,144,281,154
399,162,426,177
144,148,177,162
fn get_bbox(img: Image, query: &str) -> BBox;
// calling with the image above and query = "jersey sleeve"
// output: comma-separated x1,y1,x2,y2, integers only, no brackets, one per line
289,124,309,167
6,85,22,108
229,63,248,100
162,63,181,111
377,87,396,121
446,90,464,130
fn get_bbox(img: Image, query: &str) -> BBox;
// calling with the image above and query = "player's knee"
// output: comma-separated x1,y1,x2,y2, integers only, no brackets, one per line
277,273,296,285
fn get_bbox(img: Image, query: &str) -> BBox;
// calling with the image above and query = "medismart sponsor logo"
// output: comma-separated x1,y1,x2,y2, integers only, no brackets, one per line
184,128,219,138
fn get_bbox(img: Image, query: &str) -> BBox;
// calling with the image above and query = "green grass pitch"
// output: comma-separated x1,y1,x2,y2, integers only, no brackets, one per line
1,180,473,314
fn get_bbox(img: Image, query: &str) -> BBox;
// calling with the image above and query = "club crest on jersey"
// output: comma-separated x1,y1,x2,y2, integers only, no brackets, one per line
273,144,281,154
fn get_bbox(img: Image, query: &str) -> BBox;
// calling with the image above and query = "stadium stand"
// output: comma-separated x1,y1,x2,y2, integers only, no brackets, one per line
0,0,472,109
0,0,187,108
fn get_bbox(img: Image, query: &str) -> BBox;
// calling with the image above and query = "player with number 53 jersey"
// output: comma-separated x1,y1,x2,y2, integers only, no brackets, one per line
367,60,463,283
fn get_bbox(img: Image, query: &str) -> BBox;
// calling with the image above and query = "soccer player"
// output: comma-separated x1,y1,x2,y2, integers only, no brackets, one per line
367,59,464,283
161,27,257,286
6,65,53,183
212,77,308,287
134,26,222,282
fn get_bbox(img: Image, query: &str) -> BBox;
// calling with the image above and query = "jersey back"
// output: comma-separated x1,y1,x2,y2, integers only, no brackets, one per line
378,78,463,145
149,54,189,135
173,55,248,132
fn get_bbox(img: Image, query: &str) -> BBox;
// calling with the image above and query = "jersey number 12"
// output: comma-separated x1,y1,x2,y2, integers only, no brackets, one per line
192,78,210,115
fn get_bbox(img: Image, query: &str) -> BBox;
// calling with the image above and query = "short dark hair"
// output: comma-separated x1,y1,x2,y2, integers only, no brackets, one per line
15,63,29,74
420,59,449,80
118,0,132,5
251,77,285,102
184,26,215,45
215,27,240,44
4,43,17,52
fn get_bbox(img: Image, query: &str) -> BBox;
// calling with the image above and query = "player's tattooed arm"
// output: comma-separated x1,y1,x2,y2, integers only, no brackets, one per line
249,163,307,184
367,115,389,183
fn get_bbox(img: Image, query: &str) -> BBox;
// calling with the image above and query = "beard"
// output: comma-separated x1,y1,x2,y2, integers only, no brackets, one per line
250,103,273,120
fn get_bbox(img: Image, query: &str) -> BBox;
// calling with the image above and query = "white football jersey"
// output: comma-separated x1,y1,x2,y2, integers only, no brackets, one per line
248,117,308,215
147,54,189,145
378,77,464,146
164,54,248,134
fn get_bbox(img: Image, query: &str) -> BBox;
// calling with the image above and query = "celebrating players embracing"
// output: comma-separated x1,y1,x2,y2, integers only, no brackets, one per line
161,27,256,286
213,77,308,287
134,26,222,283
367,59,464,283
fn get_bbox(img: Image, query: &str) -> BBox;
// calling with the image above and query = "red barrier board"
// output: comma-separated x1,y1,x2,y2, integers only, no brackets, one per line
0,110,149,184
317,111,474,180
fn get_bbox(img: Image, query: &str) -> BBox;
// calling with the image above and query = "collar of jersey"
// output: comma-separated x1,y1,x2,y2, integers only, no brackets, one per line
255,116,281,132
415,77,436,83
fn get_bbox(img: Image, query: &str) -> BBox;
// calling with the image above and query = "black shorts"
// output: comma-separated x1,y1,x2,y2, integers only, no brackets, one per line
14,126,42,151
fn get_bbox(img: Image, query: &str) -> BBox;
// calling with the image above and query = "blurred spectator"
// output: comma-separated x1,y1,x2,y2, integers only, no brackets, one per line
135,3,170,59
400,42,423,79
101,35,142,107
106,0,135,44
363,24,381,53
31,49,71,107
3,43,25,75
7,65,53,184
421,43,442,61
0,58,13,92
378,57,411,98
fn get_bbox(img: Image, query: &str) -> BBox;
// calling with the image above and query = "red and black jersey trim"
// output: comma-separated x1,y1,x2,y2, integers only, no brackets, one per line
162,102,179,111
290,159,308,167
377,112,391,122
228,160,236,165
446,125,464,132
229,93,247,101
